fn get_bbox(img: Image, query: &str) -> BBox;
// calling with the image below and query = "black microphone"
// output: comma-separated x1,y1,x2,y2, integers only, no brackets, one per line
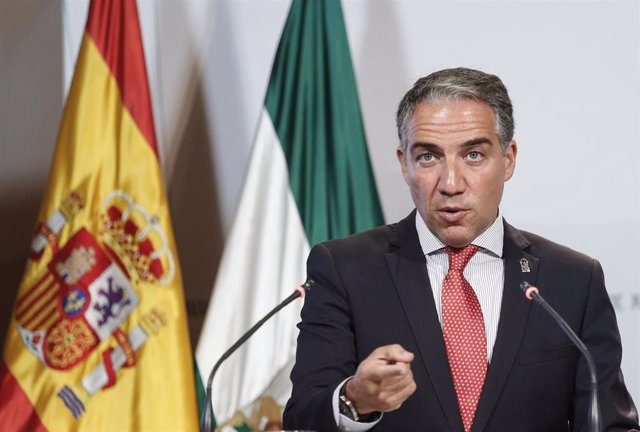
199,279,314,432
520,281,601,432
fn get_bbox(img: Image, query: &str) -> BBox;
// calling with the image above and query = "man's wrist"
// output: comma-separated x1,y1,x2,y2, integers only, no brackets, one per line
339,380,381,423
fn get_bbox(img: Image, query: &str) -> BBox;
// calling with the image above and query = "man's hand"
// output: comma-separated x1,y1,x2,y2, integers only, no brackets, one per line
345,344,417,415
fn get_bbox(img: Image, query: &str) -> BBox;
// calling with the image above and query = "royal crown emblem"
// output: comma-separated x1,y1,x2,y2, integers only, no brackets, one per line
101,190,175,285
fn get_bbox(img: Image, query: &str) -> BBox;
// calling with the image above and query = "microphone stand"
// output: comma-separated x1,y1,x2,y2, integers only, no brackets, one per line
520,281,601,432
199,279,314,432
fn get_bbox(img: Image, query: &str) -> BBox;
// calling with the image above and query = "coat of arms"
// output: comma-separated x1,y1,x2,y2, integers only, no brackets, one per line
16,189,174,417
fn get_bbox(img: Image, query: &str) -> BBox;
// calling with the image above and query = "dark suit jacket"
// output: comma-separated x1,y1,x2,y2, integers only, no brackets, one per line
283,211,639,431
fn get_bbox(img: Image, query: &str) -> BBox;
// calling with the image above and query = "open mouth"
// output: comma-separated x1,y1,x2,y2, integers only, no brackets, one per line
438,208,468,223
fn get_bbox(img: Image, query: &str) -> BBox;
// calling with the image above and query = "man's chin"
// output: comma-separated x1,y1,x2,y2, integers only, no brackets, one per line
436,226,473,248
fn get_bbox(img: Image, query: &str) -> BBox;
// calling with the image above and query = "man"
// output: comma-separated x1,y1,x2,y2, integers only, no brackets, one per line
283,68,639,431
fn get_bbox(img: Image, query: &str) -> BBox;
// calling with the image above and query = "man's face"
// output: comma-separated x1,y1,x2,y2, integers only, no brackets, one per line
397,99,517,248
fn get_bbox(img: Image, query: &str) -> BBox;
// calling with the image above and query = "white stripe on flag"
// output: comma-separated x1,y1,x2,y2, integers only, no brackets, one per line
196,109,310,422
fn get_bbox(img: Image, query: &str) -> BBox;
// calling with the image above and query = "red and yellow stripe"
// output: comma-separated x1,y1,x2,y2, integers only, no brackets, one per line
16,273,60,331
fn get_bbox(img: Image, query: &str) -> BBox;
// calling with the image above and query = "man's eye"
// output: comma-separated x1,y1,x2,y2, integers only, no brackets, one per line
467,151,483,161
418,153,435,162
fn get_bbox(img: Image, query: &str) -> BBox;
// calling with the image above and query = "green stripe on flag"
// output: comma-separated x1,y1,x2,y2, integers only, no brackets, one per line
194,361,209,423
265,0,384,246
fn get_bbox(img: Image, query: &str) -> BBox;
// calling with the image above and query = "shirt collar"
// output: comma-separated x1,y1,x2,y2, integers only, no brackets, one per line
415,210,504,258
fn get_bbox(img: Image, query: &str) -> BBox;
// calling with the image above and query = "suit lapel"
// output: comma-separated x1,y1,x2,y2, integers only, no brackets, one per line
471,222,539,432
385,212,464,432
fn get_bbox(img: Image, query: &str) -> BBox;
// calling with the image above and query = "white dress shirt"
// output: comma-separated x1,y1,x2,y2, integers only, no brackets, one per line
333,211,506,431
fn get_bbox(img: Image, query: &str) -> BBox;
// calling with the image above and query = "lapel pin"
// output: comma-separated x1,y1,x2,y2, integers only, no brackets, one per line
520,258,531,273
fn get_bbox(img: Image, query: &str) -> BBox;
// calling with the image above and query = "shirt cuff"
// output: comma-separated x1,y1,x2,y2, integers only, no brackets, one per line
332,377,383,432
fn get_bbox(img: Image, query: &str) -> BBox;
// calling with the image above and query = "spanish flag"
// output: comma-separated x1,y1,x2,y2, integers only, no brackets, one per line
0,1,198,430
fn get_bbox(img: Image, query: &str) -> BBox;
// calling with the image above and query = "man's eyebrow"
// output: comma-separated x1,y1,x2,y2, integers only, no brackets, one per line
409,142,440,152
461,137,493,147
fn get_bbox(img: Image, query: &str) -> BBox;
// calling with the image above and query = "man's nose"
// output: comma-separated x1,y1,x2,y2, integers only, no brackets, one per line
437,160,465,196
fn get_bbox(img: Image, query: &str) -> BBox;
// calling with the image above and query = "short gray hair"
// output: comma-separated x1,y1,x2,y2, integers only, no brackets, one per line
396,67,514,152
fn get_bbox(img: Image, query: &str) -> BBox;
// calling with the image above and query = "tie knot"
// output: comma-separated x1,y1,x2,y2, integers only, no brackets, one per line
445,245,480,271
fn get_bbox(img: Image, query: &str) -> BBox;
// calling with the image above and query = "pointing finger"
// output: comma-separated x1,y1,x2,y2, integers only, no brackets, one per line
374,344,415,364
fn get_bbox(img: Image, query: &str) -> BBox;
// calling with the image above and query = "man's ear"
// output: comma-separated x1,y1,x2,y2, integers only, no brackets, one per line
397,146,409,184
503,140,517,182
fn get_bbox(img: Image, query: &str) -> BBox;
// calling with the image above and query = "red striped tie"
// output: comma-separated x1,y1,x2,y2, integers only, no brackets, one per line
442,245,486,432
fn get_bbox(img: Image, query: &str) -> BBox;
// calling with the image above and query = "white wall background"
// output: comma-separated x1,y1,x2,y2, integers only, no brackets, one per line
2,0,638,407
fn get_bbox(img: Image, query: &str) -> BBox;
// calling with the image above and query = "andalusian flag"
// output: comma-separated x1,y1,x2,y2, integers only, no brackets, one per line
0,1,198,430
195,0,384,429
